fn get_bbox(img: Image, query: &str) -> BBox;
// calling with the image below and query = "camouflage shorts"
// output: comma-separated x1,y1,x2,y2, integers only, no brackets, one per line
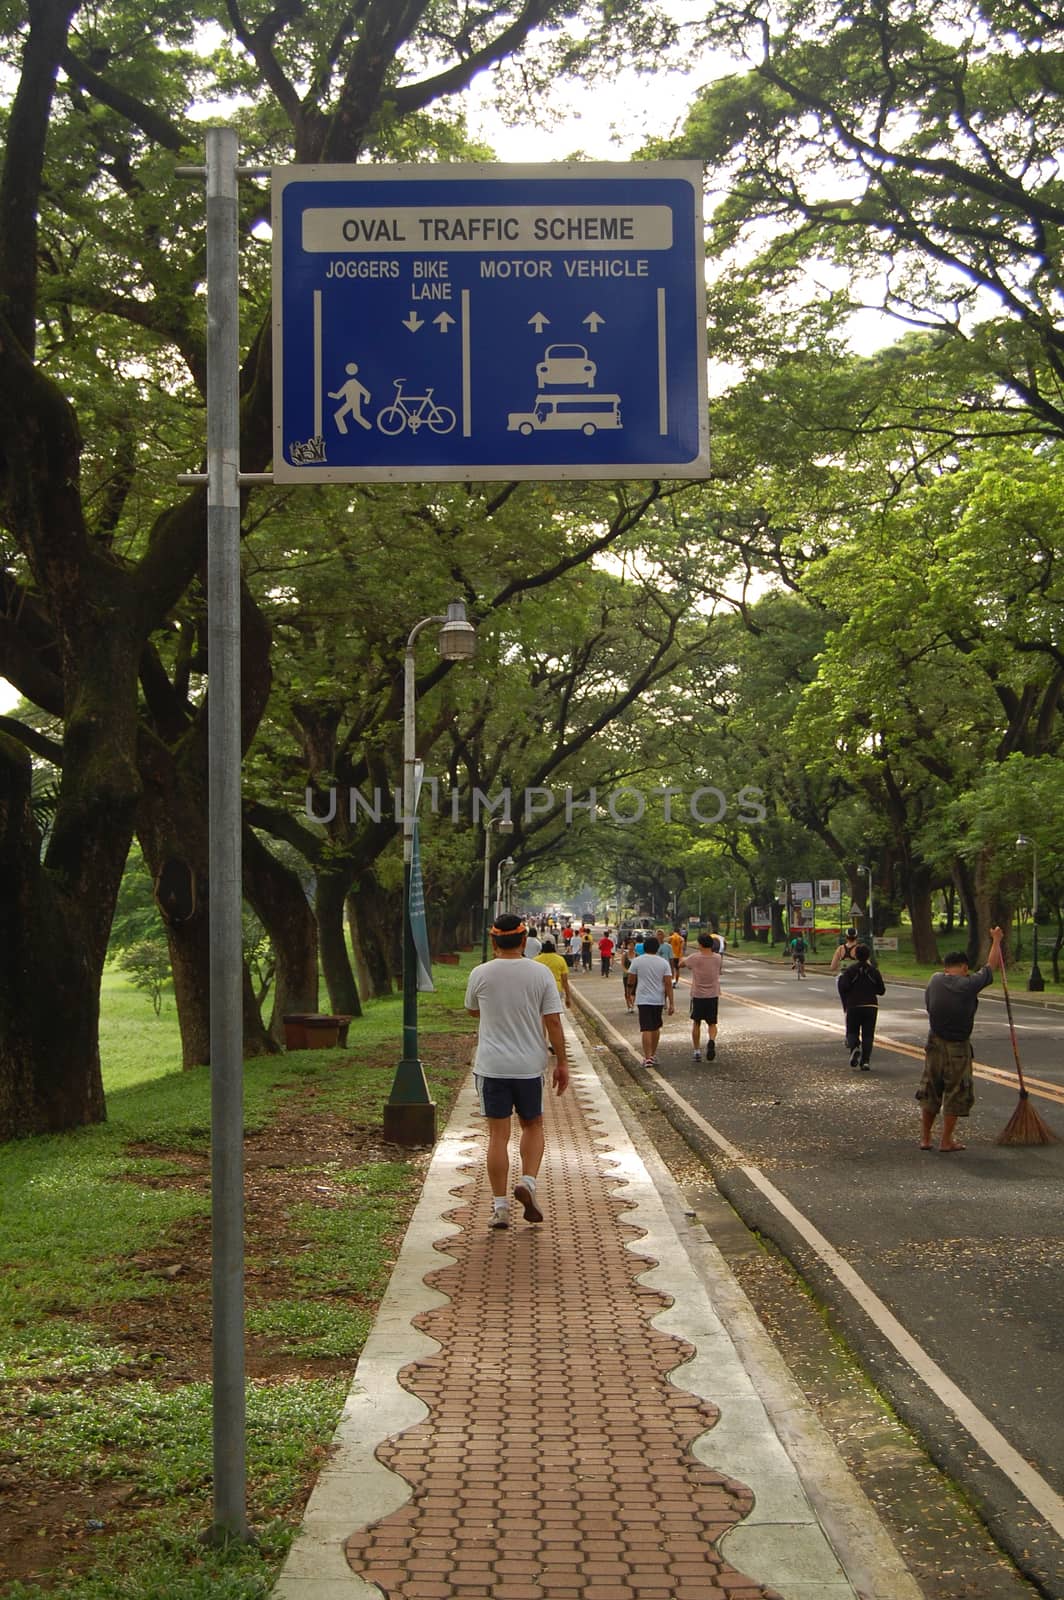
917,1035,975,1117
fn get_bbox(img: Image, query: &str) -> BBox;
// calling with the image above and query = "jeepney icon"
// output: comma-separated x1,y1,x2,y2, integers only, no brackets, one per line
508,393,622,436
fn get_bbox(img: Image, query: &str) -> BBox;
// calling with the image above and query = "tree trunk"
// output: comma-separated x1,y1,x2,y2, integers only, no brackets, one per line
952,856,981,966
972,848,1013,967
153,893,275,1066
137,734,276,1066
431,875,478,955
317,867,362,1016
347,874,397,1000
905,866,940,965
0,733,111,1138
243,825,319,1042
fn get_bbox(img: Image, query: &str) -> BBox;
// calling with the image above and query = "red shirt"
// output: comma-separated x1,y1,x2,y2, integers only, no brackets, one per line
598,937,614,957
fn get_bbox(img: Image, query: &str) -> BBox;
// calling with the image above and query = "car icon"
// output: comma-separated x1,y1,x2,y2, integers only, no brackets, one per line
536,343,597,389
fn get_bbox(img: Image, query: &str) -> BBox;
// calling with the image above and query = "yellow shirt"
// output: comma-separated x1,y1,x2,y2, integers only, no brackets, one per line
535,951,569,994
669,932,685,959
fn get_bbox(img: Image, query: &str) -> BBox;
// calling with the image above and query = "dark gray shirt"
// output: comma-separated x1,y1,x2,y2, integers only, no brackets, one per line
924,967,992,1042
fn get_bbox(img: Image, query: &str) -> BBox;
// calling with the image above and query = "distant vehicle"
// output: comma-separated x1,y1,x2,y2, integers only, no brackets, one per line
508,393,621,436
535,343,597,388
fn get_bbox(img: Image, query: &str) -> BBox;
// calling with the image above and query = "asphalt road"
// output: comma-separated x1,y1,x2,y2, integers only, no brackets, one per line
569,950,1064,1599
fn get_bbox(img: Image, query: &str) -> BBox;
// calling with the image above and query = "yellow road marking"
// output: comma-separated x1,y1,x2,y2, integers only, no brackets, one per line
720,989,1064,1108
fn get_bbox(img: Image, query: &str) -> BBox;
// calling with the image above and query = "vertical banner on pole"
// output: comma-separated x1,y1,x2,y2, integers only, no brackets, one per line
410,823,434,993
409,763,434,992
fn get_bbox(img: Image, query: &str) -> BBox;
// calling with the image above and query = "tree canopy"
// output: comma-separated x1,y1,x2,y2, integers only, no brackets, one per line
3,0,1064,1136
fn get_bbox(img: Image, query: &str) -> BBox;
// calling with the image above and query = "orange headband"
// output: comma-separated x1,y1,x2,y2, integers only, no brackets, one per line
490,921,526,937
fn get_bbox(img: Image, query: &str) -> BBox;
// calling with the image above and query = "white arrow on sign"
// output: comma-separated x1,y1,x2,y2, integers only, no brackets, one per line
583,311,605,333
433,311,455,332
528,311,550,333
403,311,424,332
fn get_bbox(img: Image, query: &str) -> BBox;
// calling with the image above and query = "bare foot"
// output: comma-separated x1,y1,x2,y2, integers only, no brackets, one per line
919,1142,934,1150
939,1143,966,1153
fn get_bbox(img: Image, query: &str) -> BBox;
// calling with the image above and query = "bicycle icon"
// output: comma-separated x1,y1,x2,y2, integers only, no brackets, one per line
376,379,456,437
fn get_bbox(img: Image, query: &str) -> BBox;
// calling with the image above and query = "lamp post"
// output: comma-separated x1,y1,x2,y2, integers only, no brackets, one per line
1017,835,1045,991
481,817,515,963
858,864,875,961
384,602,476,1147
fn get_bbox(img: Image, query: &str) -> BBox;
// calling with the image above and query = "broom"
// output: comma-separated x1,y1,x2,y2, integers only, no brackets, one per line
995,948,1060,1146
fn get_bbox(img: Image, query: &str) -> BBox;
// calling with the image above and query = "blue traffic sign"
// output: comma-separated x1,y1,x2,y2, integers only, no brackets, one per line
271,163,708,482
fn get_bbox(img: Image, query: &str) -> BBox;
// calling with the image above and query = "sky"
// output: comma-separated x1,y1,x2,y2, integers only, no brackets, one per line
459,1,725,166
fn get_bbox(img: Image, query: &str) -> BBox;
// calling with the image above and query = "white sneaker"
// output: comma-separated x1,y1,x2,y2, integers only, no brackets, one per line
513,1182,543,1224
488,1206,510,1230
692,1049,701,1061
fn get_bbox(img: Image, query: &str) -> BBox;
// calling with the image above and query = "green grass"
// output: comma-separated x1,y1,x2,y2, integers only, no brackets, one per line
0,957,475,1599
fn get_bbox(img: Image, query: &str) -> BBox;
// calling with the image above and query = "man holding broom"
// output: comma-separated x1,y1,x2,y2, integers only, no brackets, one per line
918,927,1003,1152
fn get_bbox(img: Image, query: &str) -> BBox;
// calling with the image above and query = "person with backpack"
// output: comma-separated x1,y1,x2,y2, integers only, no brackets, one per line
836,943,886,1069
787,932,808,976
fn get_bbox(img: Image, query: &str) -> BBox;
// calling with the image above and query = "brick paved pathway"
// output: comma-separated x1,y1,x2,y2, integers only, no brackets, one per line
344,1076,783,1600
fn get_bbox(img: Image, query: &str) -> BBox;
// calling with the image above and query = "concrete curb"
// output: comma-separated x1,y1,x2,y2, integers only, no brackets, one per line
271,1081,480,1598
576,1000,923,1600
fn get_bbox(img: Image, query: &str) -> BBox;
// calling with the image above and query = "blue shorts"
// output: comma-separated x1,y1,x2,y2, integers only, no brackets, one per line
475,1075,544,1122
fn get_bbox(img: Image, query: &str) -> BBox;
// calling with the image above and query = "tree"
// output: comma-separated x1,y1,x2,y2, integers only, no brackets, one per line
117,939,171,1016
0,0,680,1135
667,0,1064,437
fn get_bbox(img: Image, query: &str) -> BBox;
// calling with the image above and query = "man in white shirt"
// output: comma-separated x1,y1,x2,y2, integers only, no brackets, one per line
524,926,542,957
626,935,674,1067
465,913,569,1230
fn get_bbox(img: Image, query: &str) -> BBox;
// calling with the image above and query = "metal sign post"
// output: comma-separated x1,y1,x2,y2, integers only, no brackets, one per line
205,126,248,1544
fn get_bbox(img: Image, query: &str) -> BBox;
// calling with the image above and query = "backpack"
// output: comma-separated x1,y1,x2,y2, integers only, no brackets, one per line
841,962,880,1001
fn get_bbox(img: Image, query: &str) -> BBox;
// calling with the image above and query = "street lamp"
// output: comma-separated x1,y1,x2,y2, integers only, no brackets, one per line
481,816,515,963
1016,835,1045,991
858,864,874,956
496,855,516,916
384,602,477,1147
773,878,787,945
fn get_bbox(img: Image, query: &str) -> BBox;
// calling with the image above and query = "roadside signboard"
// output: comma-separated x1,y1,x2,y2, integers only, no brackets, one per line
272,163,708,483
818,878,841,904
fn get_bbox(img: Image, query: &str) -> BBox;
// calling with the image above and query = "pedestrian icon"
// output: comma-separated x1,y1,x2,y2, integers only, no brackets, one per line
328,363,373,433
